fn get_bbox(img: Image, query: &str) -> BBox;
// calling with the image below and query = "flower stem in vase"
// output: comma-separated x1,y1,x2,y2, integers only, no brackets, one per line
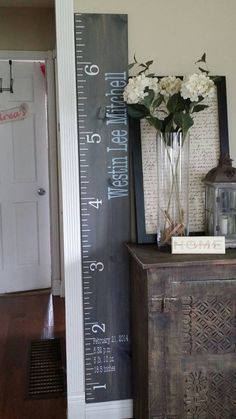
157,131,189,247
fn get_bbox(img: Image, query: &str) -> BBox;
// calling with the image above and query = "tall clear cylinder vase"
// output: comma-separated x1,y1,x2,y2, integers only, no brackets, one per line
156,131,189,248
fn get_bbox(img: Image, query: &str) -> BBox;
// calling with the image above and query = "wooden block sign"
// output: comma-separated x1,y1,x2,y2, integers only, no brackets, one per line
172,236,226,254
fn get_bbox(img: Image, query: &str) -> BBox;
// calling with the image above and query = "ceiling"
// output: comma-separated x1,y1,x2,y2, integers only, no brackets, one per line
0,0,54,7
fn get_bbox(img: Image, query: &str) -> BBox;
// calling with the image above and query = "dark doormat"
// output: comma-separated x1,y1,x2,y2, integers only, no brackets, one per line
26,338,66,399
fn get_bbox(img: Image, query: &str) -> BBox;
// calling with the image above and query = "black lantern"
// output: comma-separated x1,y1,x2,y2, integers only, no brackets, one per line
204,155,236,248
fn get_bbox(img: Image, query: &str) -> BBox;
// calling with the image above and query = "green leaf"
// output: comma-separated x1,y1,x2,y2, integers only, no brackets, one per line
133,54,137,63
145,60,153,67
195,52,206,64
128,63,135,70
197,96,204,102
202,52,206,62
167,93,185,113
142,89,155,109
149,116,163,131
174,112,194,136
198,66,209,75
152,95,163,109
138,68,146,75
127,104,149,119
163,114,174,133
182,97,192,112
192,104,208,113
167,94,179,113
139,63,147,68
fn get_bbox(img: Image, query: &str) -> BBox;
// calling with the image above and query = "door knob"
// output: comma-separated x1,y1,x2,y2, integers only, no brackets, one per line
37,188,46,196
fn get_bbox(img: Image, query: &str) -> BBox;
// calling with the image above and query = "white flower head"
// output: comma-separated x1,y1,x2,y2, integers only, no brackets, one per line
159,76,182,98
180,73,215,102
123,73,159,104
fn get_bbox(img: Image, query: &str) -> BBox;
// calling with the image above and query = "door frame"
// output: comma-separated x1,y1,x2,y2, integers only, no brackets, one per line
0,50,61,295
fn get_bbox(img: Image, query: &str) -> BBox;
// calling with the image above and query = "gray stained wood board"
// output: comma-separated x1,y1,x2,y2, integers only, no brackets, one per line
74,14,131,403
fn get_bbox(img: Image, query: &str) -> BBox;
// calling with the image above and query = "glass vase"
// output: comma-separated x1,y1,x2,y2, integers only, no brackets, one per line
156,131,189,247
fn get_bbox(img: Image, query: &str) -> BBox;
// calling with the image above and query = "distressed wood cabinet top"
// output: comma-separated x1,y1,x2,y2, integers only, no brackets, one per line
128,242,236,418
126,243,236,269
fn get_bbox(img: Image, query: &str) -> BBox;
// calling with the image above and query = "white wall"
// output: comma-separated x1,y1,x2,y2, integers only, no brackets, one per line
0,7,55,51
74,0,236,161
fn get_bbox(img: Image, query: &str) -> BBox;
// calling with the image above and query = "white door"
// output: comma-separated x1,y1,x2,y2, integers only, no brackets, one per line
0,60,51,293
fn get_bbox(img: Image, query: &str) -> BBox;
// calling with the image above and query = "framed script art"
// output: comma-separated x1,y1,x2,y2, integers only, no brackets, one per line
130,76,229,243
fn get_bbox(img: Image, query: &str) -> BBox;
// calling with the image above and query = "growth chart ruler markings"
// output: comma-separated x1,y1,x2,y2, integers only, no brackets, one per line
74,14,131,403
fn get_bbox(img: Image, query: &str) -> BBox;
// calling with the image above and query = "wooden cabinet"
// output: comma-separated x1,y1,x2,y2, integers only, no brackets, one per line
127,244,236,419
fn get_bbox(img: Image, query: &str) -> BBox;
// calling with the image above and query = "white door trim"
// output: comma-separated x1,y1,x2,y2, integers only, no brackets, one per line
54,1,85,418
54,1,133,418
0,49,60,294
46,55,61,296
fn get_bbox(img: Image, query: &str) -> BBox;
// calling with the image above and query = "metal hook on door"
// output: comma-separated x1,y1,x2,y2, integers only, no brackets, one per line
0,60,14,93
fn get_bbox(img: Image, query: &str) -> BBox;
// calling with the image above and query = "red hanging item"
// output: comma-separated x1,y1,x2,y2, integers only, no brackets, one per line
40,63,46,78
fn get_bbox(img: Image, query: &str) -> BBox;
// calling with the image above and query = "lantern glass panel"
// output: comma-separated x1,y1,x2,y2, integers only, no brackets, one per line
206,185,215,212
228,214,236,234
218,214,228,235
205,185,215,235
218,188,236,214
219,189,230,213
229,190,236,212
217,188,236,239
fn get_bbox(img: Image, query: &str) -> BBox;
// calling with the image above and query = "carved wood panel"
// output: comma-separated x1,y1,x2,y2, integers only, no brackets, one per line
184,370,236,418
182,296,236,354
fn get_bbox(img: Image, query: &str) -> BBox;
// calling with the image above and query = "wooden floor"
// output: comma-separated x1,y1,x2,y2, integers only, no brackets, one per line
0,292,67,419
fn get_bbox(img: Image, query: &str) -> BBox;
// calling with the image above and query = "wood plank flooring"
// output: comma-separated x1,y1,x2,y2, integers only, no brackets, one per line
0,292,67,419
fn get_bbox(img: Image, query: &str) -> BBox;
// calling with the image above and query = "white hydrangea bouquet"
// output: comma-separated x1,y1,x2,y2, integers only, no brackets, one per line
123,53,215,137
124,54,216,246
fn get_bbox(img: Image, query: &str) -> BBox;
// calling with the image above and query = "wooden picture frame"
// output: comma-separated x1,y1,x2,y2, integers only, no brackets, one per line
130,76,229,244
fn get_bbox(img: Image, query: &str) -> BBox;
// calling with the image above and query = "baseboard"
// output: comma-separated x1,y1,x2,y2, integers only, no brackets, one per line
52,278,61,296
67,397,133,419
86,399,133,419
67,394,86,419
0,287,51,297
